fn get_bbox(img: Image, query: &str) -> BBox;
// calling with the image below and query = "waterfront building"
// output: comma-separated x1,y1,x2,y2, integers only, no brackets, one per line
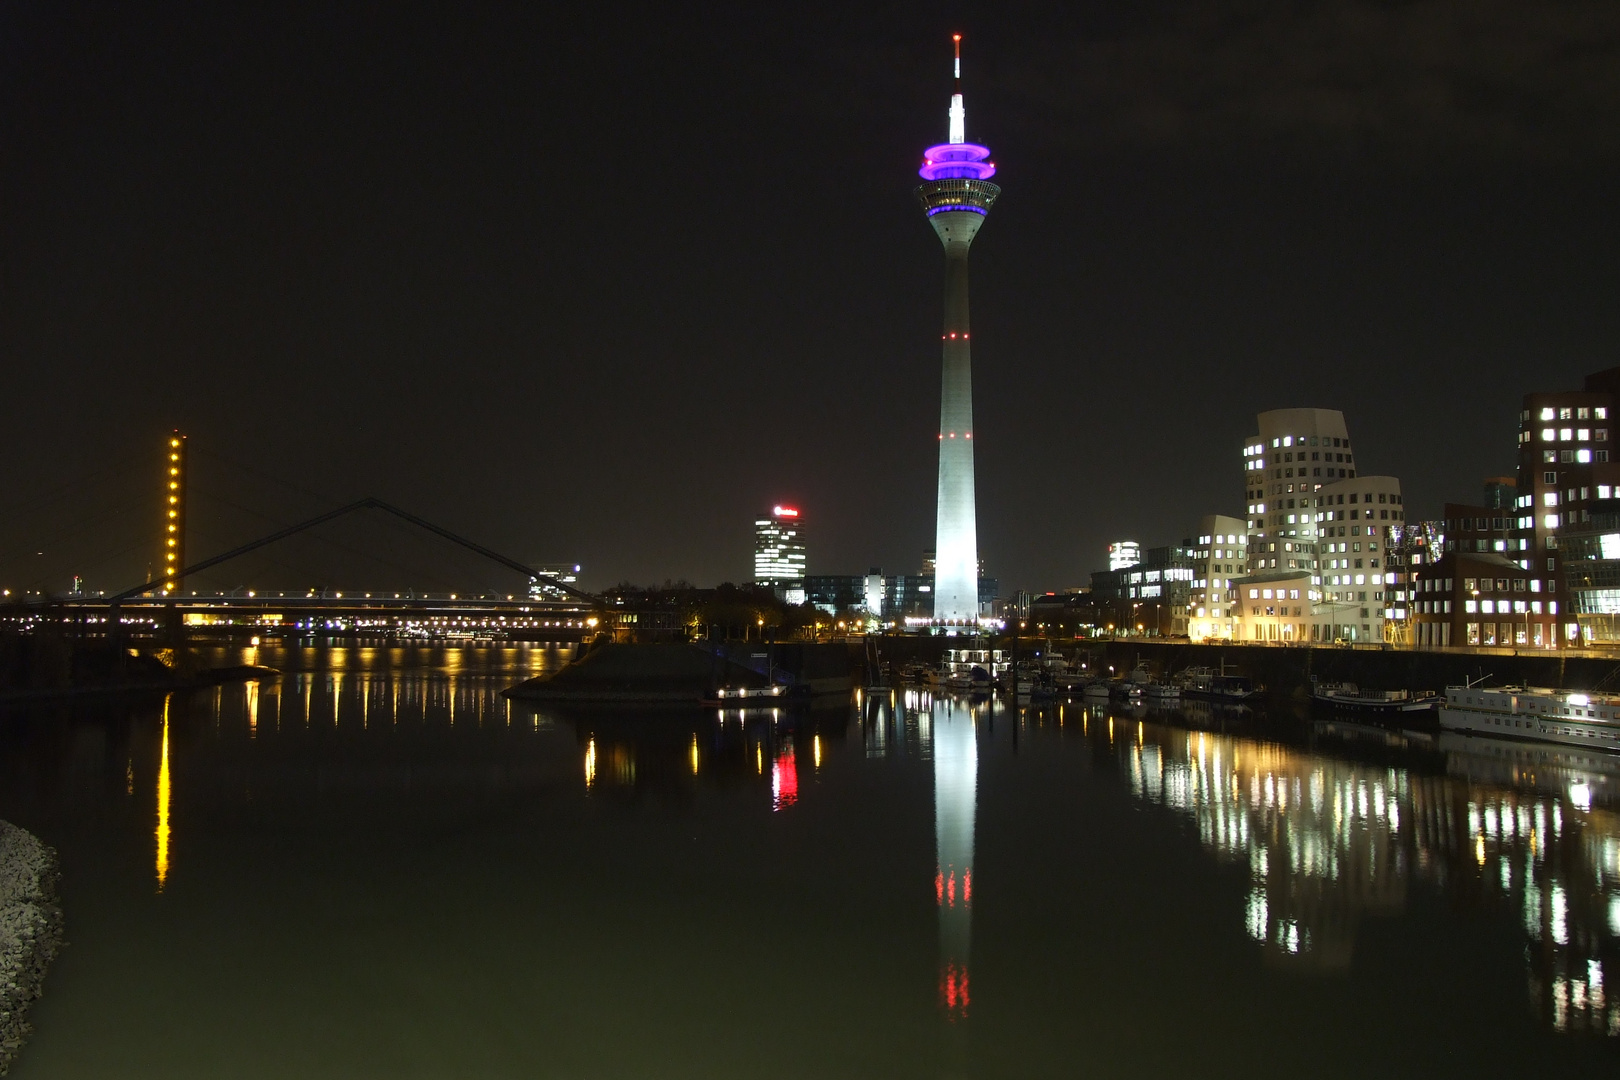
1230,570,1315,643
1240,408,1354,580
753,506,806,603
1238,408,1408,643
888,574,935,623
1514,366,1620,646
805,575,864,617
1091,544,1197,635
1312,473,1407,642
918,38,999,628
864,569,886,616
1187,514,1247,641
1411,546,1549,648
1551,498,1620,644
1107,541,1140,571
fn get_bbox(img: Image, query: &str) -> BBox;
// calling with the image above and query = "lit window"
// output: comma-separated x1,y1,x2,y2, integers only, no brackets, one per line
1560,407,1573,420
1544,492,1559,506
1579,428,1591,441
1578,449,1592,463
1542,428,1557,441
1540,407,1556,421
1465,600,1477,613
1561,427,1573,441
1597,407,1608,420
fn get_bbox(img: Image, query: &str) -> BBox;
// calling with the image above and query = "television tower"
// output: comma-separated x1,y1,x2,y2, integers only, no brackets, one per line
918,35,998,629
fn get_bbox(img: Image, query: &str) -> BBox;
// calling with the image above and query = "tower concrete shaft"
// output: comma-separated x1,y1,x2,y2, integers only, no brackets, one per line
926,204,989,624
916,39,999,628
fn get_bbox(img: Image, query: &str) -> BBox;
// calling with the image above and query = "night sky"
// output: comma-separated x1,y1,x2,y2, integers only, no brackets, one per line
5,2,1620,597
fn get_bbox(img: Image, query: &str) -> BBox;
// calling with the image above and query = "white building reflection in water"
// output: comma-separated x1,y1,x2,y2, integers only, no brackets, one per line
933,696,977,1022
1116,715,1620,1034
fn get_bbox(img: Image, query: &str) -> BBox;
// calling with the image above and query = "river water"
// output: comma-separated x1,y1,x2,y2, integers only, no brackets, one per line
0,642,1617,1077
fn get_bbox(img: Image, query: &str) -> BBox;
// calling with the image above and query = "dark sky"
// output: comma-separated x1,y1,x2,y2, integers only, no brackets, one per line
5,1,1620,596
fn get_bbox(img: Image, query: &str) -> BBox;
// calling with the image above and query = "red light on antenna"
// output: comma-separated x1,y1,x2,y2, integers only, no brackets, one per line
953,34,961,42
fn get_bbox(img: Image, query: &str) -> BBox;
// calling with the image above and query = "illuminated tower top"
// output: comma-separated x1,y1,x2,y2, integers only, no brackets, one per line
917,35,998,219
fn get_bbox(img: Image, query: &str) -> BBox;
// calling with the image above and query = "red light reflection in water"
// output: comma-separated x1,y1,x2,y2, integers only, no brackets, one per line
935,865,973,907
940,961,970,1020
772,743,798,810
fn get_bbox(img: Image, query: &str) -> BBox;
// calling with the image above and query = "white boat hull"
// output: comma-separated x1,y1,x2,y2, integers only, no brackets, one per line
1439,686,1620,752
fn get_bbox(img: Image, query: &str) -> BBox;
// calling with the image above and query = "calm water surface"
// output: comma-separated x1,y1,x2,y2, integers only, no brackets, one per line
1,642,1617,1077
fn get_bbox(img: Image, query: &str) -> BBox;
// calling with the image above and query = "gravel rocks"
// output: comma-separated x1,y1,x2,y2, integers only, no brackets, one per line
0,822,62,1076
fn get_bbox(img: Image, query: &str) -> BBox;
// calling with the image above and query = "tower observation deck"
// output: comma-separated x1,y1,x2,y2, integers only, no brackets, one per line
918,36,999,628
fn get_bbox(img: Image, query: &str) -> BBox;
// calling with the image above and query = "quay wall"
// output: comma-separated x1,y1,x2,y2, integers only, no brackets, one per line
1087,641,1620,698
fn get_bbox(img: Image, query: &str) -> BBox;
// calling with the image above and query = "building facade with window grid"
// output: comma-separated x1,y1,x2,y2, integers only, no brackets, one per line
1514,367,1620,645
1187,514,1247,641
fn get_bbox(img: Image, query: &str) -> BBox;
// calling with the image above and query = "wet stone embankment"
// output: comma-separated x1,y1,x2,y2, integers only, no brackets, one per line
0,821,62,1075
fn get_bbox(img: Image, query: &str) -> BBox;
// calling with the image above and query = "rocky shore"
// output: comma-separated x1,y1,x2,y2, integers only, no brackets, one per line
0,822,62,1075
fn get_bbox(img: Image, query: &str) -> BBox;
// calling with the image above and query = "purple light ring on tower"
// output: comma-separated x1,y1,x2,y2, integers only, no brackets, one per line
919,143,996,181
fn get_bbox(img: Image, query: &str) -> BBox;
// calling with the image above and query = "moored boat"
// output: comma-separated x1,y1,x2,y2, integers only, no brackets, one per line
1176,665,1264,704
1311,679,1441,715
701,684,792,707
1440,684,1620,751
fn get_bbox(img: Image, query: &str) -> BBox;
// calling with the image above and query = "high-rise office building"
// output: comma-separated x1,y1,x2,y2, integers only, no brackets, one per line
753,506,806,602
918,36,999,628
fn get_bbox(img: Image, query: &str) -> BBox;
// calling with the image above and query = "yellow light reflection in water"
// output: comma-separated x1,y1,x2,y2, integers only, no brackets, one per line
246,680,259,738
584,737,597,788
756,744,763,774
813,734,822,770
690,733,700,775
156,697,172,891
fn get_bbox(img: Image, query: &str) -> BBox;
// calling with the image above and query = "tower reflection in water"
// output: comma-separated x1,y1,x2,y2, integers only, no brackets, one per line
933,696,977,1021
1113,713,1620,1035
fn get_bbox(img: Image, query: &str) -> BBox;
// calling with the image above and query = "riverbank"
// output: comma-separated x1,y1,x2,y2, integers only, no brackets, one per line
0,821,62,1075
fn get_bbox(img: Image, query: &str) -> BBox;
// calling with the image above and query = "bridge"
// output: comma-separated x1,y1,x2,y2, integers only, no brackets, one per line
2,434,603,644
